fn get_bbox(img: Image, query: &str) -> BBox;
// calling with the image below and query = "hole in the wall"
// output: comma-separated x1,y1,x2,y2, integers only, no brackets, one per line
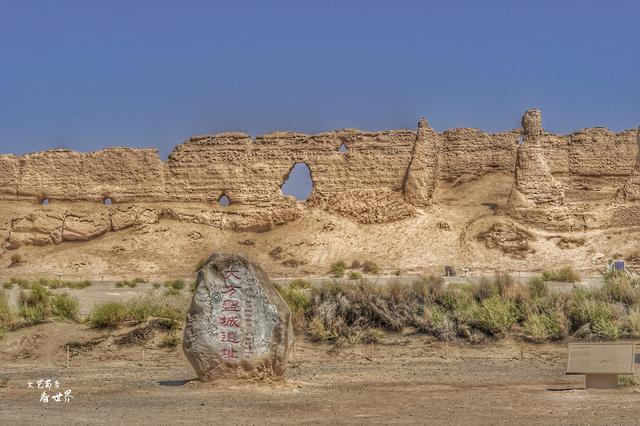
338,143,348,154
41,198,50,206
218,195,231,207
103,197,113,205
281,163,313,201
517,135,524,145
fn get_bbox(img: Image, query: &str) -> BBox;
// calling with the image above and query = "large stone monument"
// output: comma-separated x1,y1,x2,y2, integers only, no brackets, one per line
183,253,294,381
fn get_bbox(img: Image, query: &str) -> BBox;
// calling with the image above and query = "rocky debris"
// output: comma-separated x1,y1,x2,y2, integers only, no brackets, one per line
183,253,293,381
9,211,65,247
509,109,565,207
111,206,158,231
62,212,110,242
7,205,157,248
403,118,439,207
318,189,415,224
556,237,586,249
477,223,535,258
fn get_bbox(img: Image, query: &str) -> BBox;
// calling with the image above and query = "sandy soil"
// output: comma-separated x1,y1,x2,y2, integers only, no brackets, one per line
1,323,639,425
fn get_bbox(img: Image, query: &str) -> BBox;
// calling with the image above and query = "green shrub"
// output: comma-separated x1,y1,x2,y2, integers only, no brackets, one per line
528,277,548,299
0,290,18,331
65,279,92,289
348,271,362,280
164,279,185,290
39,278,65,289
115,279,137,288
622,306,640,337
19,284,50,308
19,304,47,325
600,273,639,306
473,296,518,336
523,312,568,343
330,260,346,277
132,277,146,284
10,277,31,289
89,302,129,328
125,292,187,328
570,298,621,339
2,282,13,289
289,279,312,289
152,283,161,290
411,275,444,304
542,266,580,283
50,294,79,321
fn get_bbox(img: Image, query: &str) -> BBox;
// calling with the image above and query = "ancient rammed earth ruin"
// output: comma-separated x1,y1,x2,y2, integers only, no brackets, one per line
0,109,638,277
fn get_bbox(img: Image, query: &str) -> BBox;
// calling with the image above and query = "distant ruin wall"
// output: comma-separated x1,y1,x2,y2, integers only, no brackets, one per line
0,124,637,208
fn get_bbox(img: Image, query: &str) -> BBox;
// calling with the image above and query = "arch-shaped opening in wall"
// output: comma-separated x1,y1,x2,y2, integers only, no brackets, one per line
281,162,314,201
218,194,231,207
338,143,348,154
40,198,50,206
103,197,113,205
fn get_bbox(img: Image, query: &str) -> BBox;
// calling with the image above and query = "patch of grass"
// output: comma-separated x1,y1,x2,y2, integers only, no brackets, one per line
523,312,568,343
618,375,639,387
600,272,639,306
330,260,346,277
542,266,581,283
159,334,180,348
18,304,47,325
10,277,31,289
570,295,621,339
528,277,548,299
2,282,13,289
348,271,362,280
164,279,185,290
289,279,312,289
152,283,161,290
88,302,129,328
472,296,518,336
115,279,137,288
164,288,181,297
64,280,92,289
0,290,19,332
50,294,79,321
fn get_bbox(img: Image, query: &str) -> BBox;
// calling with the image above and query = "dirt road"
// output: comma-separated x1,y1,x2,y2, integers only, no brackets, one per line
1,323,639,425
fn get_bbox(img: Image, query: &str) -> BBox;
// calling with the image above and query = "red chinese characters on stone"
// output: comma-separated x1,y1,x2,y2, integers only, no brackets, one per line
222,300,240,312
220,347,238,359
223,268,241,281
219,315,240,327
220,331,240,343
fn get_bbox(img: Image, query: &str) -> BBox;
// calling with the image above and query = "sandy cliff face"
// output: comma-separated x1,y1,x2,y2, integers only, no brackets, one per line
0,110,638,276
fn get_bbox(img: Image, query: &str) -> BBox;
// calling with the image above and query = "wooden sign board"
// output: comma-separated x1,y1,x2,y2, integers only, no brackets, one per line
567,342,635,375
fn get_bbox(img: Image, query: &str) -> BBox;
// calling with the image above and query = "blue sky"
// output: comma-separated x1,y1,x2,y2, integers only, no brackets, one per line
0,0,638,160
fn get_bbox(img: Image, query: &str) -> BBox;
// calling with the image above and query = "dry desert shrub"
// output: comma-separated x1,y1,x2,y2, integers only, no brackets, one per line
276,270,640,345
542,266,581,283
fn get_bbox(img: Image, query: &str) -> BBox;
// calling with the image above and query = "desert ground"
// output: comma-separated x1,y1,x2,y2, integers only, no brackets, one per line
1,321,639,426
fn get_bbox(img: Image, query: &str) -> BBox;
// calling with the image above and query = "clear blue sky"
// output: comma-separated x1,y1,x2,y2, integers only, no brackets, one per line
0,0,638,159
